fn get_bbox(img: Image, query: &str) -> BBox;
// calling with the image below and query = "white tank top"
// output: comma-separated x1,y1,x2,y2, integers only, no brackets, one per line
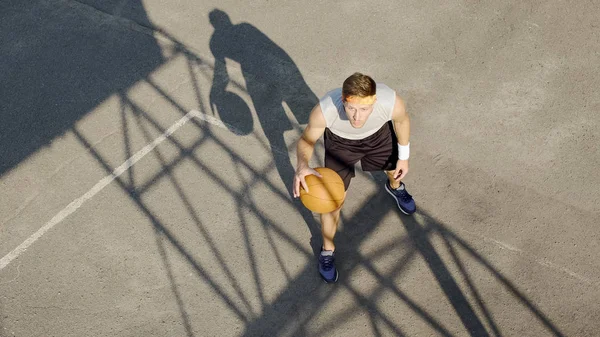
319,83,396,140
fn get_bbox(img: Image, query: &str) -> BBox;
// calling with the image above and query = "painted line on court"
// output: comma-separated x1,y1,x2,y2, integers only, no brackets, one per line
418,212,599,287
0,109,224,271
4,108,593,290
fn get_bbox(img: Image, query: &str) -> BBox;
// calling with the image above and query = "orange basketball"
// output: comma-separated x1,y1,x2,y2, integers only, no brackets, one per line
299,167,345,213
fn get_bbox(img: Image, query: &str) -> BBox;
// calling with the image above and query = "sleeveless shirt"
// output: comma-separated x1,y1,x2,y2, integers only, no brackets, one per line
319,83,396,140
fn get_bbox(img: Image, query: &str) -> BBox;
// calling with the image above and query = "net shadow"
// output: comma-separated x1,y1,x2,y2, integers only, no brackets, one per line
2,3,571,336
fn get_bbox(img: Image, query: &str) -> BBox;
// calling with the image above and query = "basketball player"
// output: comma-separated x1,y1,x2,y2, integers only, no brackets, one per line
292,72,415,283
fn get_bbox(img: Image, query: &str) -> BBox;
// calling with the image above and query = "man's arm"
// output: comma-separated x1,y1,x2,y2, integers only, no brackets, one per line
293,104,327,197
391,94,411,181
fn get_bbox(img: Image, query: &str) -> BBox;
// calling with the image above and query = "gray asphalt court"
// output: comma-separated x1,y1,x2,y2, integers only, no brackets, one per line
1,1,599,336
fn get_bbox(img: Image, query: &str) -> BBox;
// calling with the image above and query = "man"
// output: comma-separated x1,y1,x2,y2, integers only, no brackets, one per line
292,72,416,283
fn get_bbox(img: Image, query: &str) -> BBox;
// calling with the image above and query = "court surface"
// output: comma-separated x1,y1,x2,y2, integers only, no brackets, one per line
1,1,599,336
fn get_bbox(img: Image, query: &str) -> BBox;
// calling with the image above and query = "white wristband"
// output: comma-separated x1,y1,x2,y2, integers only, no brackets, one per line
398,143,410,160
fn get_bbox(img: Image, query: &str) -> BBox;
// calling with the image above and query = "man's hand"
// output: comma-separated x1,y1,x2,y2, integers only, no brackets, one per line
392,159,409,182
293,167,322,198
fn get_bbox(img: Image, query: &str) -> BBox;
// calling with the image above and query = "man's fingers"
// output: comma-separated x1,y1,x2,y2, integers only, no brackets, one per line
294,168,322,197
398,169,408,181
300,177,309,193
293,177,300,198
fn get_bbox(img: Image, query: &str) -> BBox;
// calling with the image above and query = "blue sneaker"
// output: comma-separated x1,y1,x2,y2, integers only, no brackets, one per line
319,249,338,283
385,181,416,215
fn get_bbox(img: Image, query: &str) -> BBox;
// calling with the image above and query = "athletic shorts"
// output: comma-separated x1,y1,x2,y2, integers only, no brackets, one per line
324,121,398,190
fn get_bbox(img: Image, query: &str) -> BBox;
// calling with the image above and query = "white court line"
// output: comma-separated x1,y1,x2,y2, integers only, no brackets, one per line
5,108,594,289
0,109,220,271
414,213,598,287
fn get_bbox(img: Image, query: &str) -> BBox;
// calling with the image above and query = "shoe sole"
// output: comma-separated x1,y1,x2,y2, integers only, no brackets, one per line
385,184,415,215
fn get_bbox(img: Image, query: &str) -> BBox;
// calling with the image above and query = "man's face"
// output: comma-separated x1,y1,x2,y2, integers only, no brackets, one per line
343,101,375,128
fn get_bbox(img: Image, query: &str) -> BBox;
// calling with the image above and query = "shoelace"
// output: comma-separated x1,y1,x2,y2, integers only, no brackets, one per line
320,255,334,270
391,184,412,202
397,190,412,203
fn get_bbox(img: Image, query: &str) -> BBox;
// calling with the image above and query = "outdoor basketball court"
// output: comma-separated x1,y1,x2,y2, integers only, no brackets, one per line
1,1,599,336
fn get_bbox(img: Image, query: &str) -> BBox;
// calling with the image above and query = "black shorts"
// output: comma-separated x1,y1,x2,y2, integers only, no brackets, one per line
324,121,398,190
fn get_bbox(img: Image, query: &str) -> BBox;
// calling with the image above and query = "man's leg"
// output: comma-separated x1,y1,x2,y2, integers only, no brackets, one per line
319,196,345,251
320,129,360,283
359,122,416,215
322,128,356,251
318,203,342,283
385,170,401,189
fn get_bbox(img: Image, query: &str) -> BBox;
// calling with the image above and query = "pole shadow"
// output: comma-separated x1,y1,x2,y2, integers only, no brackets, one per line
239,170,567,336
0,0,164,177
1,3,571,336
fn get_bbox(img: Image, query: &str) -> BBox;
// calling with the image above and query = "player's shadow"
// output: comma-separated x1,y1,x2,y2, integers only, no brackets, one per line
207,9,322,255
